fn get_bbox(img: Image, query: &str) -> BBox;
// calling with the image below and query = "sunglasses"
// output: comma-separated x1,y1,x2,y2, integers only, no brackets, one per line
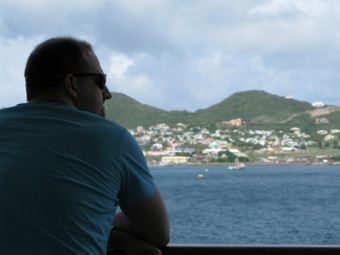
71,73,107,89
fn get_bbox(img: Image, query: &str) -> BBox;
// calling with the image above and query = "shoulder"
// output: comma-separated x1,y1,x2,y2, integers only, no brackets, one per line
2,102,131,137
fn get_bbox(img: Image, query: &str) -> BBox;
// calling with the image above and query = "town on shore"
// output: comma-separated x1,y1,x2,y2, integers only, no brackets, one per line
128,122,340,167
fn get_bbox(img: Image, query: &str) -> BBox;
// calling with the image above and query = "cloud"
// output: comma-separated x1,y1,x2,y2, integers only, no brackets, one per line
0,0,340,111
249,0,328,18
108,52,134,80
0,36,43,107
107,51,166,107
0,0,106,13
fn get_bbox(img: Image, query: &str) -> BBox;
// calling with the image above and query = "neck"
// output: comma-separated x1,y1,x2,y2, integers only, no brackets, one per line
29,95,75,107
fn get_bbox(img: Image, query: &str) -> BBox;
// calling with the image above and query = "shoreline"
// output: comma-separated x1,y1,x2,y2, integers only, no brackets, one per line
148,162,339,167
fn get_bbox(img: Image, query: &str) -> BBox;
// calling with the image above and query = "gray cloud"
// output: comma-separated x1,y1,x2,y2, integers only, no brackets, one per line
1,0,340,111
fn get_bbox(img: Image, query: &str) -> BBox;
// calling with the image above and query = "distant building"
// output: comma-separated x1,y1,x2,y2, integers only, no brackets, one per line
228,148,248,158
145,150,169,156
151,143,163,150
324,134,335,141
136,126,145,134
315,117,329,124
160,156,190,165
316,130,328,135
312,102,325,107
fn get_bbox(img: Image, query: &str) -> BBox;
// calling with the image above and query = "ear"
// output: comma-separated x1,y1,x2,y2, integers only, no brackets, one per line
63,74,78,98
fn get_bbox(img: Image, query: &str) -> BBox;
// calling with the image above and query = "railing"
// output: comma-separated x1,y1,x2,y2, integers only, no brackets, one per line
108,244,340,255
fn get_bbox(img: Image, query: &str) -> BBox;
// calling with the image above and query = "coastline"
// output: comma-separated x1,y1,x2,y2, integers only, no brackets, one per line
148,161,339,167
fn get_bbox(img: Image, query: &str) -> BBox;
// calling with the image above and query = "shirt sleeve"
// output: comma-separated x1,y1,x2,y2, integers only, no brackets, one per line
117,130,157,205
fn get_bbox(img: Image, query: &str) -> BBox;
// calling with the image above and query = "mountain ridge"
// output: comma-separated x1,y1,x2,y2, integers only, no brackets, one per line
104,90,340,131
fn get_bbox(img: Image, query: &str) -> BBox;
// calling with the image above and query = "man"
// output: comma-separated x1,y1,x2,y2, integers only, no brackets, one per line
0,37,170,255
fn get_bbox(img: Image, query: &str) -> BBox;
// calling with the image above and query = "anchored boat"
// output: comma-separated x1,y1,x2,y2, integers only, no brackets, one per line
228,158,245,170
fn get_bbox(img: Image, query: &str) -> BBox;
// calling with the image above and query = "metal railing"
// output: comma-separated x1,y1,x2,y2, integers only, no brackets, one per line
108,244,340,255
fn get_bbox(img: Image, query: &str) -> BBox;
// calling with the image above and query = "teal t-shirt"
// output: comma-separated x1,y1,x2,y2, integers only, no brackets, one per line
0,102,157,255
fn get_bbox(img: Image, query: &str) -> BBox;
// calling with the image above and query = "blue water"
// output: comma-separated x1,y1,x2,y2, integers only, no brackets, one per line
150,165,340,244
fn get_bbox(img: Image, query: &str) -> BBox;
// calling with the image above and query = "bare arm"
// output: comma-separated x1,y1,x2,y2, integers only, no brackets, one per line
112,189,170,247
109,229,162,255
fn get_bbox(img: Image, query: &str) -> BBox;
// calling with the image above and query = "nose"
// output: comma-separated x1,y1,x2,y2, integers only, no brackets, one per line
102,86,112,100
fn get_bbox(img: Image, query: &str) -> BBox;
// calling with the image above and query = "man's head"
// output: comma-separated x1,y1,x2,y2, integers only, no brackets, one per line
24,36,112,116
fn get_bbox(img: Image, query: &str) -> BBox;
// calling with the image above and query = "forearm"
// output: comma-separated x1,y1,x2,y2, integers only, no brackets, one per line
109,227,161,255
114,190,170,247
112,211,136,235
112,211,169,247
108,226,129,251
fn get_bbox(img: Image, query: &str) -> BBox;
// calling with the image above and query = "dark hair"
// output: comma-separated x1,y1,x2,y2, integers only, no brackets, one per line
24,36,93,100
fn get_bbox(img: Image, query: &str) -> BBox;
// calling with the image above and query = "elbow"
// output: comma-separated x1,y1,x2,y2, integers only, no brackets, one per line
145,213,170,247
157,221,170,247
152,232,170,248
146,227,170,248
160,230,170,247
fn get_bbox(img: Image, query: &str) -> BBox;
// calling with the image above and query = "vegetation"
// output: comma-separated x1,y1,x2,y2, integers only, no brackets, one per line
105,90,338,132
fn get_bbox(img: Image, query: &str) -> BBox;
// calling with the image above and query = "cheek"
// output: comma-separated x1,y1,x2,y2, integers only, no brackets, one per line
96,90,104,104
94,92,105,110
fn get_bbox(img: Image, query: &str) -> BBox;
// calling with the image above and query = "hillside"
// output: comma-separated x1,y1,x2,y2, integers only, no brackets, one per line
187,90,314,126
105,93,168,128
104,90,338,130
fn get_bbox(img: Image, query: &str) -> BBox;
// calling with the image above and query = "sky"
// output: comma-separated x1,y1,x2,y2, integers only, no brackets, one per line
1,0,340,111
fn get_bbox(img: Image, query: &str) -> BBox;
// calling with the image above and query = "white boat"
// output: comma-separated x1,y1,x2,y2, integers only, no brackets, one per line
228,158,245,170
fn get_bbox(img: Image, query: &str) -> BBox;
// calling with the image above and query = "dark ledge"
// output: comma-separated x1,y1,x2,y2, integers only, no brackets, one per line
108,244,340,255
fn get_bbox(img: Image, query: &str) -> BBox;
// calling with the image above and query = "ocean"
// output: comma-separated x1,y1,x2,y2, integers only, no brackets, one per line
149,164,340,245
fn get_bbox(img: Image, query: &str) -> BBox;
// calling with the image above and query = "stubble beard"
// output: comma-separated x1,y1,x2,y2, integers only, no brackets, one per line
100,106,106,118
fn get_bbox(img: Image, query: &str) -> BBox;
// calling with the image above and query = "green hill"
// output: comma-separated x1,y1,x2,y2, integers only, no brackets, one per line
105,93,167,128
104,90,335,130
313,110,340,130
187,90,314,126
